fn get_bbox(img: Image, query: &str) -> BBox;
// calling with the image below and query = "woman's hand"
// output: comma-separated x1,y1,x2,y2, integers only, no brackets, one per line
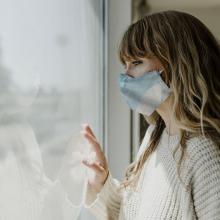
81,124,109,192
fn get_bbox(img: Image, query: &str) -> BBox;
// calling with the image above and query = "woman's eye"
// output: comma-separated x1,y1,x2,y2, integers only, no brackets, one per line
132,61,142,66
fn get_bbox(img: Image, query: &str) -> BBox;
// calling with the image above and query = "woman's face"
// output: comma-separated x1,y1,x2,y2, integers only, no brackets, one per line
124,57,164,78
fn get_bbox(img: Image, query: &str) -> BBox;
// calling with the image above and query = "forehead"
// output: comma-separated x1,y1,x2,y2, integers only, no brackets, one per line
121,52,154,64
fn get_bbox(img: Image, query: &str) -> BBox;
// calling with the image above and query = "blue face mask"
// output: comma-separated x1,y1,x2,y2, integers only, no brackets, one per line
118,70,172,116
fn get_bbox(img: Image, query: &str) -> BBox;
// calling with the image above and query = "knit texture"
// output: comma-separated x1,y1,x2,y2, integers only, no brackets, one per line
85,124,220,220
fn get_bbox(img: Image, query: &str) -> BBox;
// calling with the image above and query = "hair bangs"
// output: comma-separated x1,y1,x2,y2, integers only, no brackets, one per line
119,22,153,65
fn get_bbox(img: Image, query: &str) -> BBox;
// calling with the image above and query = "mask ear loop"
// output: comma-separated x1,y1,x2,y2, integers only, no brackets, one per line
158,69,172,91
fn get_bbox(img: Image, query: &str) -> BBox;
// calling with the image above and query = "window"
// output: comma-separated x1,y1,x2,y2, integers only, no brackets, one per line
0,0,105,219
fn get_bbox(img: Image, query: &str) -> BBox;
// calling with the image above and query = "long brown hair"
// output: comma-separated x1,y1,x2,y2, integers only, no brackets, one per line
118,10,220,191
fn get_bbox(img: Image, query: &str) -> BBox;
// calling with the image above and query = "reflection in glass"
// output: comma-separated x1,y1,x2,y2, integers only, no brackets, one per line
0,0,103,219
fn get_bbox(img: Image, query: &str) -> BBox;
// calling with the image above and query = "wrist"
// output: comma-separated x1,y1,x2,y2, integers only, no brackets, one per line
96,170,110,192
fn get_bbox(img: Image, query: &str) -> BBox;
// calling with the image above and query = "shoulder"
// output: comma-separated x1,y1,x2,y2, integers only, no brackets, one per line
186,135,220,161
186,135,220,177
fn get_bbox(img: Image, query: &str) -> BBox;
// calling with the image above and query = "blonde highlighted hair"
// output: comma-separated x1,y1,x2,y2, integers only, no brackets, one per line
118,10,220,191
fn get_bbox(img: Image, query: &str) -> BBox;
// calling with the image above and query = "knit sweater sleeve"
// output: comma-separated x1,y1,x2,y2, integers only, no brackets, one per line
84,171,122,220
84,123,155,219
189,137,220,220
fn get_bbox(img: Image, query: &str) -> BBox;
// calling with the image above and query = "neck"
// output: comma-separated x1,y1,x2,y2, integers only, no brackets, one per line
156,96,179,136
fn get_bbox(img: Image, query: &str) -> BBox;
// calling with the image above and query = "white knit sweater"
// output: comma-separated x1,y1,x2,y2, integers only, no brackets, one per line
85,124,220,220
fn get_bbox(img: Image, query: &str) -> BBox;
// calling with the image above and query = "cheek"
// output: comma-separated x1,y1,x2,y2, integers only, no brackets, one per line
135,63,152,73
151,59,163,71
142,59,163,73
130,65,148,77
135,65,147,73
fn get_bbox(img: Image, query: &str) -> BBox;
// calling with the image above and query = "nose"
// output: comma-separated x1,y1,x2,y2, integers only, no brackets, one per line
124,62,131,75
125,70,133,78
124,62,135,78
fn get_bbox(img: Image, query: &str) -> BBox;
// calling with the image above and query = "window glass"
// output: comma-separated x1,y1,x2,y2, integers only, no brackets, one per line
0,1,104,219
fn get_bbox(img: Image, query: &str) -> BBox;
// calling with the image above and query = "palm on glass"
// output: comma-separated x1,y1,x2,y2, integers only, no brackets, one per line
81,124,109,192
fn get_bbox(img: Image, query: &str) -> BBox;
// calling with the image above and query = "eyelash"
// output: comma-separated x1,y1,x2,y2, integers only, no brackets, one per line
132,61,142,66
123,60,142,69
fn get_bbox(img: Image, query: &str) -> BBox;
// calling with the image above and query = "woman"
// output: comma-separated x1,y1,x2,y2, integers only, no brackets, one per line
81,10,220,220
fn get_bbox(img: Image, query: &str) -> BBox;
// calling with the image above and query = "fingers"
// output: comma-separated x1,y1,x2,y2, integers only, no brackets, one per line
82,160,105,173
81,123,96,138
81,130,101,153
